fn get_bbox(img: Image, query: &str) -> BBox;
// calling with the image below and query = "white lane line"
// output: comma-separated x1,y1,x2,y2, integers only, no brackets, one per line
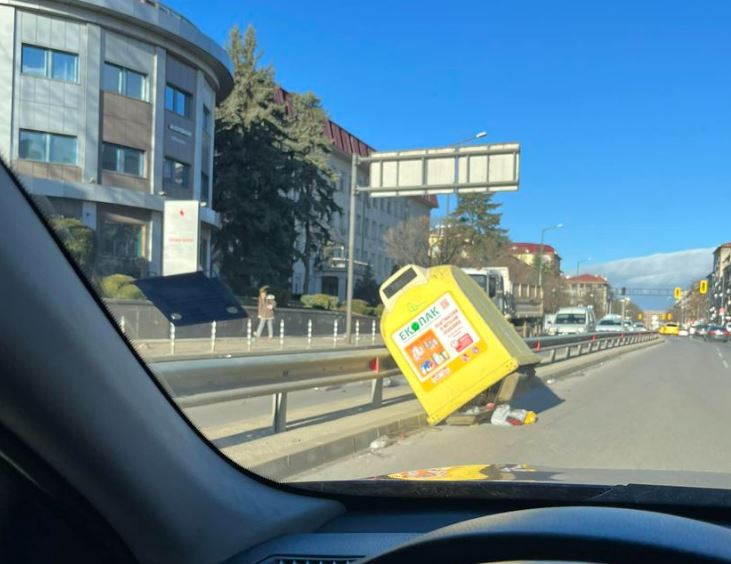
717,348,724,359
724,360,729,369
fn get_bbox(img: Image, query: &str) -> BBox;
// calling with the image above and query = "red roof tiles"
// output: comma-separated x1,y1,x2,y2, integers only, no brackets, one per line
567,274,607,284
510,242,557,254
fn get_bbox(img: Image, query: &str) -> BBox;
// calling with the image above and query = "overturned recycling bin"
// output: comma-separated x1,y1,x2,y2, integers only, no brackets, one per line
379,264,541,425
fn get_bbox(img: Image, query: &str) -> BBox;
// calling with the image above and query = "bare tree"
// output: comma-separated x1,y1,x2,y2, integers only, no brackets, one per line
383,216,431,268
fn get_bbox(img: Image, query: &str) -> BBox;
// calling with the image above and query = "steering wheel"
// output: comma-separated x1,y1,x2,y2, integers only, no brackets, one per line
362,506,731,563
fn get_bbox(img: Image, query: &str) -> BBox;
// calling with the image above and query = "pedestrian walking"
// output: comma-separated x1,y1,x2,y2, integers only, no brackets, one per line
255,287,276,338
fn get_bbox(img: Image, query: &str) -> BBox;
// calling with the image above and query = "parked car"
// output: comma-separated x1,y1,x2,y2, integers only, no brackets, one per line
704,325,730,343
694,324,709,337
553,306,596,335
659,322,679,336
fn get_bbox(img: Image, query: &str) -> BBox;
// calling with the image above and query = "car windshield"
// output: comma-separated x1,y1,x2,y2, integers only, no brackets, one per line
555,314,586,324
9,0,731,491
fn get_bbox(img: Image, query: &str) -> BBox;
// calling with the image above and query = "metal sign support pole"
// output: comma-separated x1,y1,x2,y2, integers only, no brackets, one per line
345,152,358,343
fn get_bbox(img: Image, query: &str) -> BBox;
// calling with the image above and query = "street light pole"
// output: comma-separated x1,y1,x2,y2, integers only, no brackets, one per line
576,257,591,276
345,152,359,342
537,223,563,288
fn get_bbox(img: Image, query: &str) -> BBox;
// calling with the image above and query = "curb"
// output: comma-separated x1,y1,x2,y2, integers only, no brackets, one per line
243,408,427,481
233,337,663,480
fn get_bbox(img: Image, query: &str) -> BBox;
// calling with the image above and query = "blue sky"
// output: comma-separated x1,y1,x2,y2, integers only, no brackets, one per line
171,0,730,303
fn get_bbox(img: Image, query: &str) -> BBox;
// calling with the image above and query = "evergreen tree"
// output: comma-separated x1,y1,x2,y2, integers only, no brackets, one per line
453,193,509,263
286,92,340,293
354,264,380,305
213,25,297,292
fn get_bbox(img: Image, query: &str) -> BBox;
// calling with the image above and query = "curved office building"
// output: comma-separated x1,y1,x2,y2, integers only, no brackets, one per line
0,0,233,277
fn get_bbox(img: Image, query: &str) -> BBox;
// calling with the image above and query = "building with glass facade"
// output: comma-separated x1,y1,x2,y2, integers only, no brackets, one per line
0,0,232,277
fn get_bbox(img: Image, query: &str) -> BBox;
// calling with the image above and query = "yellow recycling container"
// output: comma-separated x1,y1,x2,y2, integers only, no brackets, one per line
379,264,541,425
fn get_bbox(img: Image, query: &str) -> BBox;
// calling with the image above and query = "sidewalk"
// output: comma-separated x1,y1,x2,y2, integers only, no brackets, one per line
134,334,385,361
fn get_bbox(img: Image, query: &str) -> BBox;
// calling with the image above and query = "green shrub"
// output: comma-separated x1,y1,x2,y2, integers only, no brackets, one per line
101,274,135,297
115,283,145,300
350,299,372,315
373,304,385,317
301,293,338,310
49,217,95,277
100,274,143,300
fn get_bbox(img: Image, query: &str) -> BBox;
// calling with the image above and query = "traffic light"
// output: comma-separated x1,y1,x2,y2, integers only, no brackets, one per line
674,287,682,300
700,280,708,295
638,313,643,320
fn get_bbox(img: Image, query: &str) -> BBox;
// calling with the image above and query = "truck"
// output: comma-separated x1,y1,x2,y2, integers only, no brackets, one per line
462,267,544,335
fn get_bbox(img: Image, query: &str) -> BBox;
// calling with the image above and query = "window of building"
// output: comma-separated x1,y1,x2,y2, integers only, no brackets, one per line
322,276,339,296
98,214,146,259
21,45,78,83
19,130,77,165
202,106,211,132
163,157,190,188
201,171,210,199
101,143,144,176
102,63,147,101
165,85,191,117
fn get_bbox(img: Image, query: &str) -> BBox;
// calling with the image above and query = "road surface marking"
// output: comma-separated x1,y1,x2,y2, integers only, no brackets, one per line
724,360,729,369
717,348,724,359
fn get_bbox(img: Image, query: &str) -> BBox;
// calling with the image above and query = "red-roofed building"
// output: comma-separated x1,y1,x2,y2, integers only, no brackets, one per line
277,87,436,298
566,273,610,313
509,242,561,273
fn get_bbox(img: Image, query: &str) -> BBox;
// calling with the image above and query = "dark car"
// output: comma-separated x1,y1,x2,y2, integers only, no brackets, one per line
704,325,730,342
693,324,708,337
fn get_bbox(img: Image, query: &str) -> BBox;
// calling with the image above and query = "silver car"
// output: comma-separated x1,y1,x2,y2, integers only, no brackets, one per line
595,318,624,332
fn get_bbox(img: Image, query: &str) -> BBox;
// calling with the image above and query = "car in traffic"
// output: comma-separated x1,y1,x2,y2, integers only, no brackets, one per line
633,322,648,332
552,306,596,335
704,325,730,343
678,328,689,337
692,324,708,337
595,317,624,333
659,322,680,336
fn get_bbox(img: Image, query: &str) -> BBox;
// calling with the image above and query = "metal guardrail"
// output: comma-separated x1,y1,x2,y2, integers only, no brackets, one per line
525,331,659,363
150,331,658,434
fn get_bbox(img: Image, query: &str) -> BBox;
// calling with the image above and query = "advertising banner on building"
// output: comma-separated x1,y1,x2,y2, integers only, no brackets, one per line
163,200,200,276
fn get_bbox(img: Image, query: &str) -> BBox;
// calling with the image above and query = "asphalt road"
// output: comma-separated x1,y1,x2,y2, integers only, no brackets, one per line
296,336,731,480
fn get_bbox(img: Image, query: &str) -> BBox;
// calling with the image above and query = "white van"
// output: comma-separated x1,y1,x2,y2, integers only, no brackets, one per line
553,306,596,335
